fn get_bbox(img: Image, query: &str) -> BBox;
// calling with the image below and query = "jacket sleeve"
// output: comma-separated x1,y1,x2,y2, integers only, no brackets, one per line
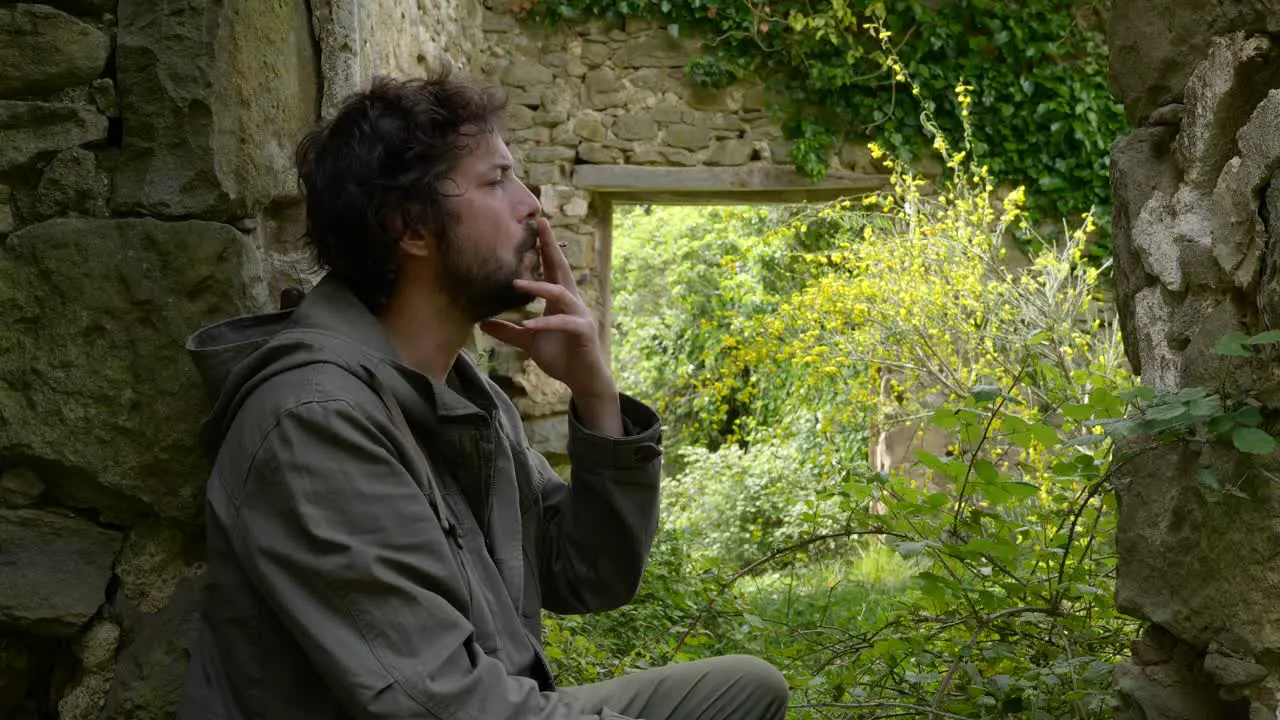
231,397,630,720
535,393,664,614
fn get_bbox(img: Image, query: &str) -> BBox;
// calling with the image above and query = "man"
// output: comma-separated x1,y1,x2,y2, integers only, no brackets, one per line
178,73,789,720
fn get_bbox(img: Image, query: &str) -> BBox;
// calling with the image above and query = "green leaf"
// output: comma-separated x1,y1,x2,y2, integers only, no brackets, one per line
1233,405,1264,427
1143,402,1189,421
925,492,950,508
1212,331,1255,357
1232,427,1277,455
931,407,961,429
1003,482,1040,500
974,459,999,483
1243,329,1280,345
970,385,1003,404
1061,403,1094,421
1031,422,1060,447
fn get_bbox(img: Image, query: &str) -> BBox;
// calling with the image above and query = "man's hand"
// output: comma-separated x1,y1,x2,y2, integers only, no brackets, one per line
479,218,624,437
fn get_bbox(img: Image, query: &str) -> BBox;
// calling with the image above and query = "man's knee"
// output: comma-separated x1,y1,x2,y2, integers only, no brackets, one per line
714,655,789,714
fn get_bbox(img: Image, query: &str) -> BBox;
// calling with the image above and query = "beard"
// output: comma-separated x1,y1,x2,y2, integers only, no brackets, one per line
437,220,539,322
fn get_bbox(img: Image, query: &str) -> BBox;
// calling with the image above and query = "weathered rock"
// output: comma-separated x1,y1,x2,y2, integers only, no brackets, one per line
524,414,570,457
578,142,624,164
1149,103,1187,126
89,78,118,118
57,619,120,720
1110,125,1180,374
0,5,110,98
523,163,562,186
618,34,698,68
1174,33,1280,191
1204,654,1268,688
0,101,107,172
580,41,612,67
0,219,269,520
100,571,205,720
1114,652,1246,720
524,146,577,164
706,139,755,166
1106,0,1280,124
43,0,118,17
1258,176,1280,329
575,118,607,143
0,468,43,508
505,104,535,131
32,148,109,220
1117,440,1280,659
0,509,121,636
613,115,658,141
510,360,571,417
628,68,680,93
651,105,685,123
665,123,713,151
114,0,319,218
0,185,13,235
1211,90,1280,289
1131,285,1184,393
502,61,554,89
1133,187,1223,291
115,523,191,614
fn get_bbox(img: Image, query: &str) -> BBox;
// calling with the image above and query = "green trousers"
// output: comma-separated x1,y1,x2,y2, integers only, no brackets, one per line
559,655,790,720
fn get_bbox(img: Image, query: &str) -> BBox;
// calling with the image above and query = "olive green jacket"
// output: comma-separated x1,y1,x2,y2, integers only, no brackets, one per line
178,276,663,719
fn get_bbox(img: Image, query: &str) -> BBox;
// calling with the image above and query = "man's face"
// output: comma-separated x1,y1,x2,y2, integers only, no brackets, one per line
435,130,542,321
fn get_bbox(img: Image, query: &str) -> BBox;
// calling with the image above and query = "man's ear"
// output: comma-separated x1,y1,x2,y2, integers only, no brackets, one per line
399,228,433,258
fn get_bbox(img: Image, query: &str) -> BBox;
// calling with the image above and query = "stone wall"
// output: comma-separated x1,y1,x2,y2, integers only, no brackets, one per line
1107,1,1280,717
0,1,482,717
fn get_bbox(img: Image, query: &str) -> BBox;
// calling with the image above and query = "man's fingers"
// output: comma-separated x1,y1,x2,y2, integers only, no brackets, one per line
513,278,587,313
518,314,591,334
478,319,533,350
536,218,579,296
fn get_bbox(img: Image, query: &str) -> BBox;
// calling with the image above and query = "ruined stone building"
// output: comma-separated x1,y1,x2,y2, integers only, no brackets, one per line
1,0,1279,717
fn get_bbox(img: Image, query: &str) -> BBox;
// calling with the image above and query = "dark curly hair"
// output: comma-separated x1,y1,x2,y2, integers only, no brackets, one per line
294,73,508,313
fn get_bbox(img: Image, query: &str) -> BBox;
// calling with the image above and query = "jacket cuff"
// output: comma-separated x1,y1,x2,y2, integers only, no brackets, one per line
567,393,663,469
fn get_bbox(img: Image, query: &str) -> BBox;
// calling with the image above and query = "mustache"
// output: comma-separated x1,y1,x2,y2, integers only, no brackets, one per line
520,221,539,251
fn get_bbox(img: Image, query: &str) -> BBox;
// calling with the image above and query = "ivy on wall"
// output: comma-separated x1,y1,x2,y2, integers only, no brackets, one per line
520,0,1125,253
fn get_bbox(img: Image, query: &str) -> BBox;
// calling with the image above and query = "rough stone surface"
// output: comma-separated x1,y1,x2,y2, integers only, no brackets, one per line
0,5,110,98
114,0,320,218
115,523,191,614
1107,0,1280,124
57,619,120,720
0,185,13,235
100,572,205,720
0,468,44,508
1110,125,1180,373
0,509,121,636
1210,90,1280,290
1132,188,1223,291
0,219,269,520
1204,653,1269,688
1110,5,1280,713
0,101,107,173
32,148,109,221
1173,33,1280,191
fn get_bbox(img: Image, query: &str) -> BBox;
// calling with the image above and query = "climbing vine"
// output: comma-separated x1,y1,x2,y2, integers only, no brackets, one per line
519,0,1126,255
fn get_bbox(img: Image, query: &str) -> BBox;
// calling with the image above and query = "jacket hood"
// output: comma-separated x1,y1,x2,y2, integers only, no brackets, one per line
185,275,404,456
